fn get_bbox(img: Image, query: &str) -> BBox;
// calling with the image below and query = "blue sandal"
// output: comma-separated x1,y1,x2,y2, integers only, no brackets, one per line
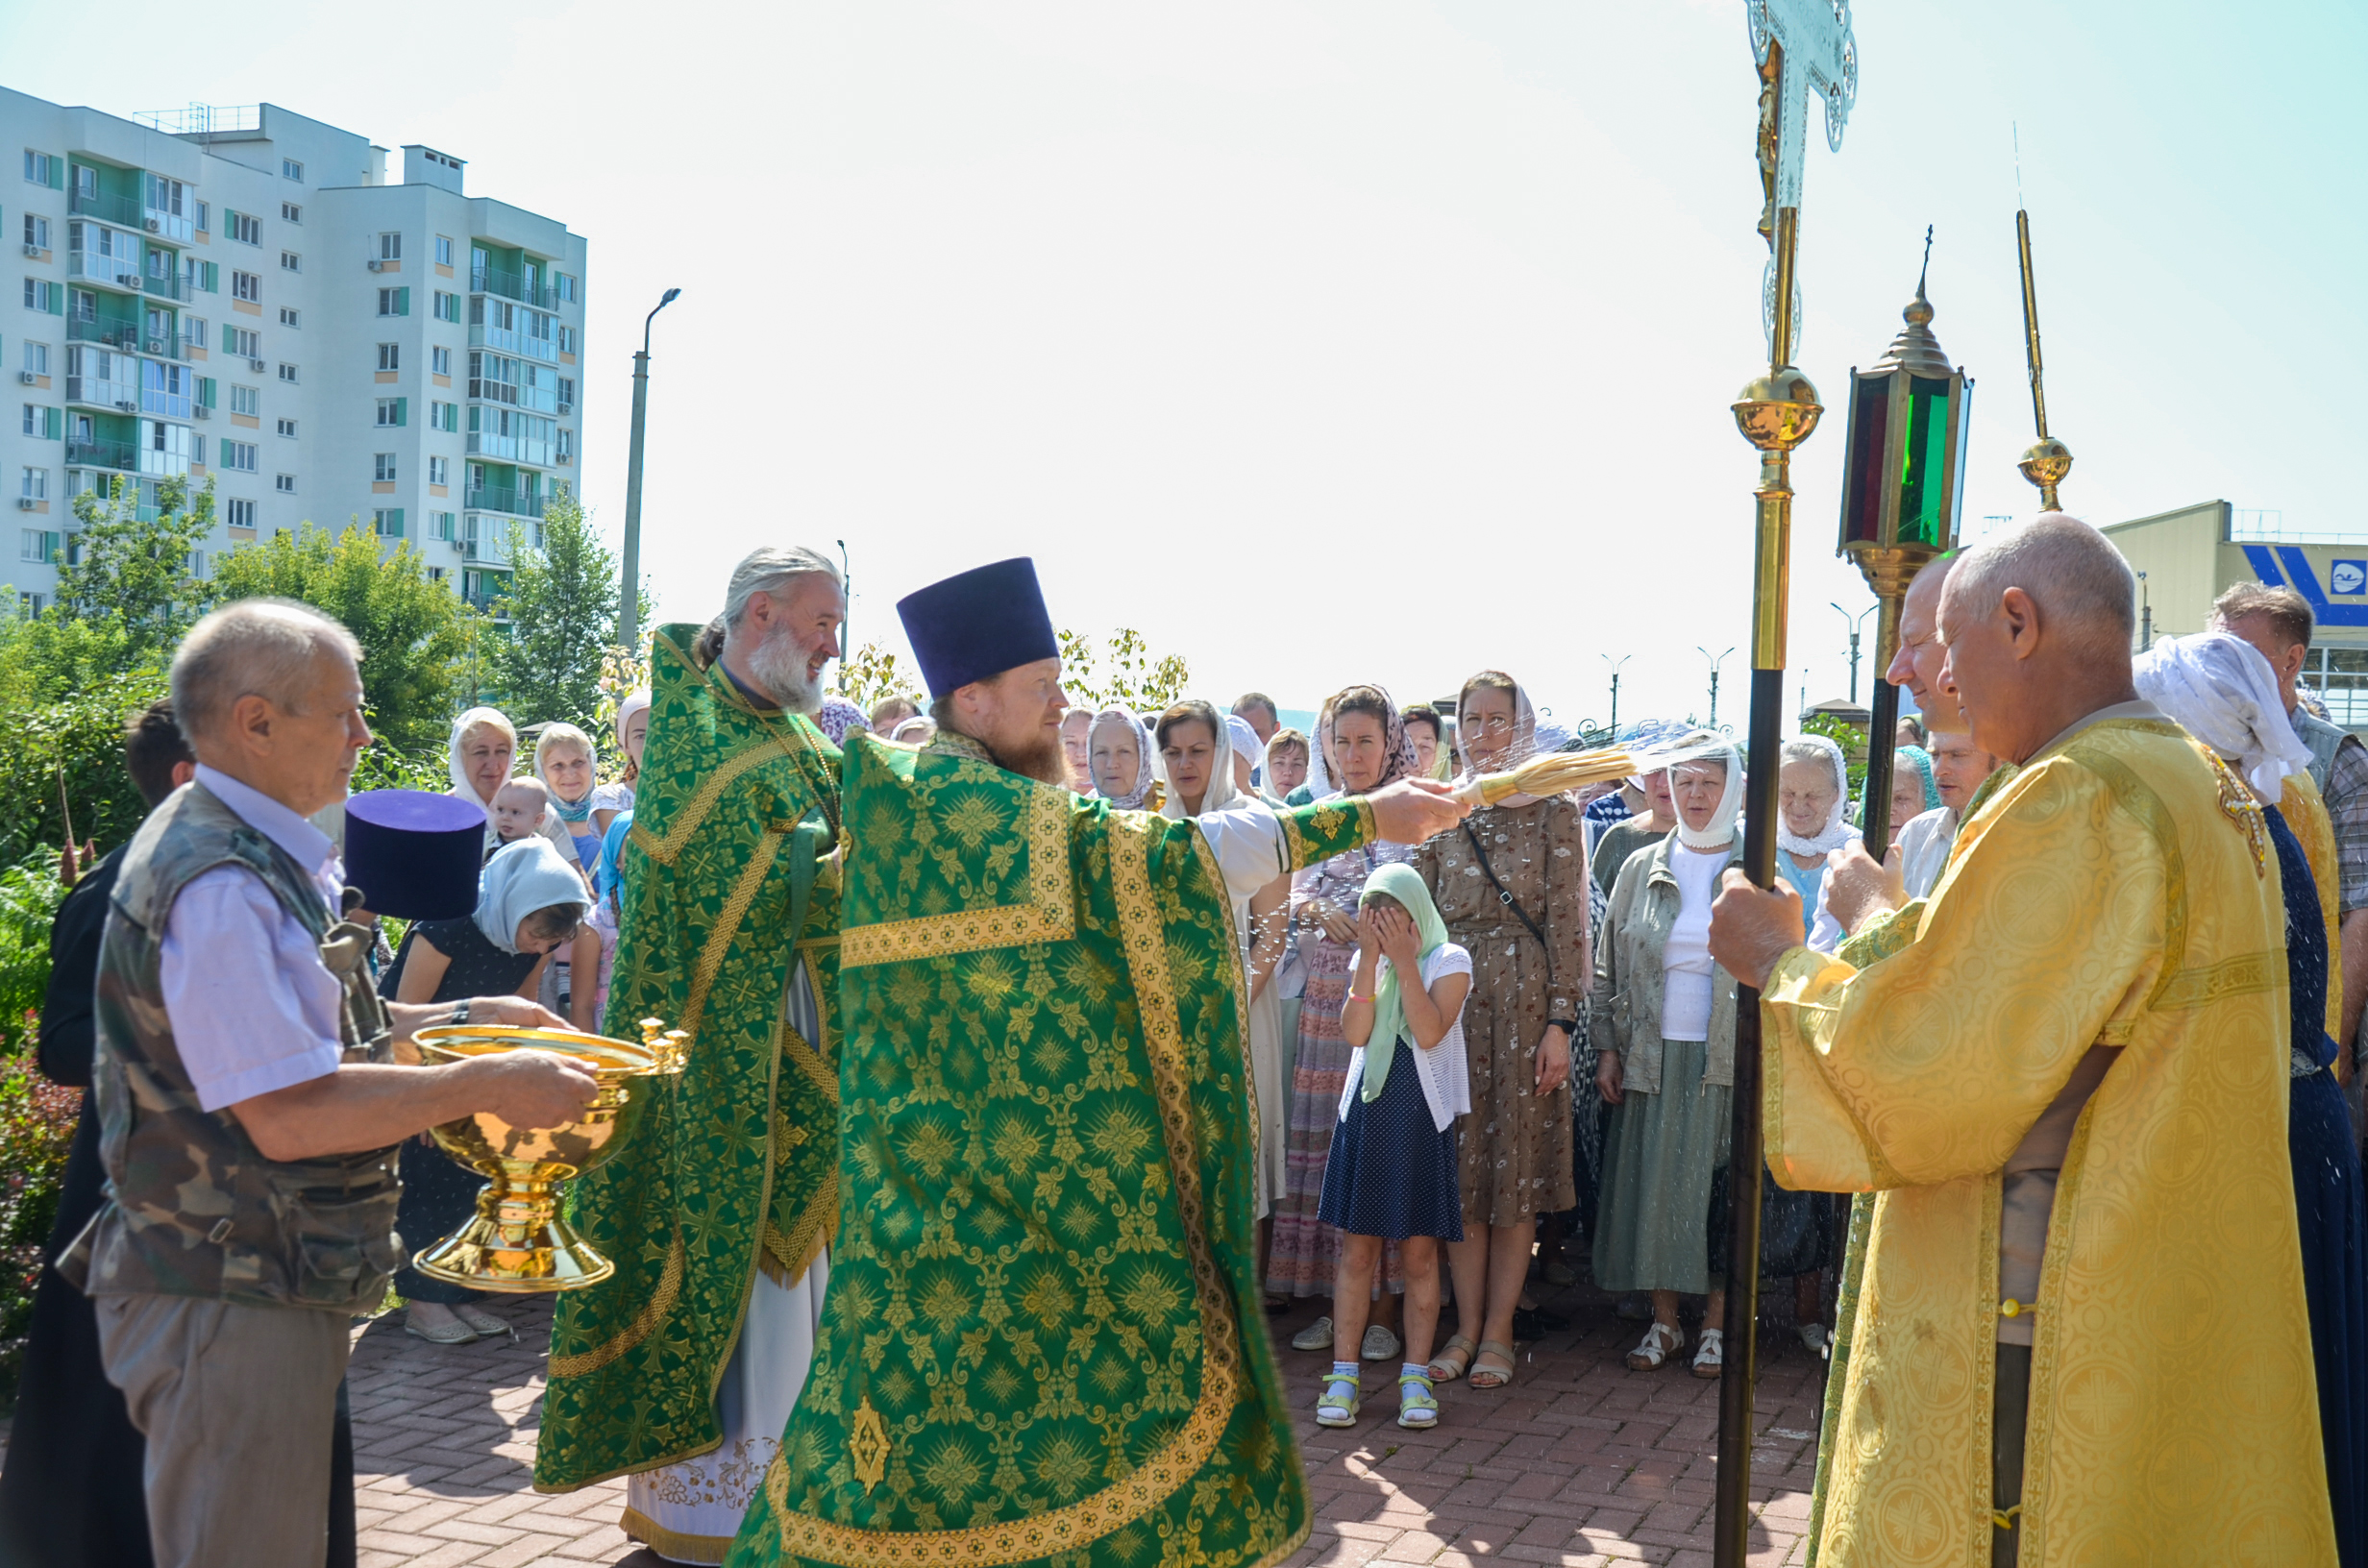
1315,1373,1361,1428
1396,1371,1439,1429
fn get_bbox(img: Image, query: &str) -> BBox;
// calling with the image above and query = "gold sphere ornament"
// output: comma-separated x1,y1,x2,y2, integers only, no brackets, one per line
1732,366,1824,453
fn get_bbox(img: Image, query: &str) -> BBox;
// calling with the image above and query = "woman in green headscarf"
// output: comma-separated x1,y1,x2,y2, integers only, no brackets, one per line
1887,745,1942,845
1315,863,1473,1433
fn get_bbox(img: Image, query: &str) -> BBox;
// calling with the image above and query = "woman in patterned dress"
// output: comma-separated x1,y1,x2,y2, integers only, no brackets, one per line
1415,674,1586,1390
1272,686,1419,1360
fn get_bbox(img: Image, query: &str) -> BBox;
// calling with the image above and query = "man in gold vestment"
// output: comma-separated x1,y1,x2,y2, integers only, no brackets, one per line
1712,516,2336,1566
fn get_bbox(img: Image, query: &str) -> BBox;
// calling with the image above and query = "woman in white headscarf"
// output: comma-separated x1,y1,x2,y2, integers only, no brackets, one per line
1156,700,1293,1290
1087,707,1159,811
593,689,652,838
1590,735,1745,1380
445,706,580,870
2137,632,2368,1550
1414,672,1590,1391
1774,734,1856,931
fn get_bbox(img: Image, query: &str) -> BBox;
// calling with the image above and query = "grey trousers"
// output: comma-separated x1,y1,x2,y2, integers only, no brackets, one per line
94,1292,353,1568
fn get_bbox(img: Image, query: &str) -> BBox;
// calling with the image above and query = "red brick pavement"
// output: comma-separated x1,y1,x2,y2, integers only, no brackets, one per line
345,1290,1824,1568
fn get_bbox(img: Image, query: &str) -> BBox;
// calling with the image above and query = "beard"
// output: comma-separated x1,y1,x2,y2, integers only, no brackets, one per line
746,625,823,716
984,728,1070,787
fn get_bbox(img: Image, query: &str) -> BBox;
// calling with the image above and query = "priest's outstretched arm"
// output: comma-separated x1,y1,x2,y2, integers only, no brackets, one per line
1193,779,1468,902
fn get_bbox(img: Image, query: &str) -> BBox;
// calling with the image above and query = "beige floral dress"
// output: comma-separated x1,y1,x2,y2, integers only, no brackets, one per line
1416,796,1589,1228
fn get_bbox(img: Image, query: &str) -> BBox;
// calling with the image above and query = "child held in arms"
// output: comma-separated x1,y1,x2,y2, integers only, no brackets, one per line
490,777,556,856
1318,864,1472,1432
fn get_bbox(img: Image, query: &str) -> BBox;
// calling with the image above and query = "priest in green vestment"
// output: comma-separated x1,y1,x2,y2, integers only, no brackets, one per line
727,558,1470,1568
535,547,851,1566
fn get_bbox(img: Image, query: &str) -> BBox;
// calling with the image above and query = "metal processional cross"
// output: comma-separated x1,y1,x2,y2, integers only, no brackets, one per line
1719,4,1854,1568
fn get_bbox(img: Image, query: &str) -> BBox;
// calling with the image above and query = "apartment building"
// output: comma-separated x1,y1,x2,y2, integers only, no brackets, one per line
4,91,586,616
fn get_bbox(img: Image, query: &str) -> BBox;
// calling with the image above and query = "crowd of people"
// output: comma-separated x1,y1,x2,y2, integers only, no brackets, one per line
7,516,2368,1568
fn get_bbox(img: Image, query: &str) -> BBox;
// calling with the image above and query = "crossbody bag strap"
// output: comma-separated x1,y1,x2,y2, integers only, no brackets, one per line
1461,821,1554,991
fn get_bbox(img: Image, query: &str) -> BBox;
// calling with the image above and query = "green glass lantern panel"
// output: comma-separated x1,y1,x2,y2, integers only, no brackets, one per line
1840,370,1894,546
1897,376,1953,547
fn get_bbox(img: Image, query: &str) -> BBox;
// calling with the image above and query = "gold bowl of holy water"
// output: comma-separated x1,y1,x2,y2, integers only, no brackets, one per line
407,1023,683,1292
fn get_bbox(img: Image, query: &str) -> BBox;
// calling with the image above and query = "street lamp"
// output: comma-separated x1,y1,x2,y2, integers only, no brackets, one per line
1602,653,1633,736
1837,242,1971,853
617,285,681,654
1697,646,1735,730
1829,601,1876,703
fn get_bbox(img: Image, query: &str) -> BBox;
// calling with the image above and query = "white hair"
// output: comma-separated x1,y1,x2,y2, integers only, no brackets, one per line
170,598,362,744
1946,513,2135,653
722,546,840,637
533,721,597,776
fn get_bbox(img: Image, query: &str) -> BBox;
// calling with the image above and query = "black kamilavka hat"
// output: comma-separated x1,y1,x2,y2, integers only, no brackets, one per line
343,789,484,920
896,557,1060,699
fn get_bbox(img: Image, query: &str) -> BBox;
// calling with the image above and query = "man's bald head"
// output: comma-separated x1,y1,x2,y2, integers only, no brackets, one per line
1887,556,1965,733
1936,514,2141,764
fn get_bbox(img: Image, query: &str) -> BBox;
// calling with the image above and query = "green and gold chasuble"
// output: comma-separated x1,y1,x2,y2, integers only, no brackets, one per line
727,731,1374,1568
535,624,846,1494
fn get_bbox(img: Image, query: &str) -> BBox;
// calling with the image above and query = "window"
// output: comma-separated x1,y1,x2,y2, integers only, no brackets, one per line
73,165,94,200
373,508,404,537
377,343,400,372
556,428,574,462
430,400,458,432
231,270,260,303
23,341,49,377
226,325,260,358
194,376,215,410
21,404,60,439
278,362,298,383
280,251,300,273
227,211,260,246
23,278,62,314
432,290,458,323
275,473,296,494
378,232,402,261
373,453,396,482
194,200,209,233
220,439,258,473
185,548,207,577
429,510,455,540
183,257,216,294
557,325,577,355
229,384,260,417
276,417,296,438
431,345,452,378
434,235,454,267
22,214,48,251
428,455,449,486
377,287,409,317
279,306,300,328
281,201,302,225
376,397,407,428
181,314,207,349
226,498,256,528
282,158,304,182
556,273,578,304
21,468,48,501
20,527,59,563
24,150,60,187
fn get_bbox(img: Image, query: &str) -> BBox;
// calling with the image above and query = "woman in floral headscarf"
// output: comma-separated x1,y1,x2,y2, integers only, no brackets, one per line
1275,685,1422,1362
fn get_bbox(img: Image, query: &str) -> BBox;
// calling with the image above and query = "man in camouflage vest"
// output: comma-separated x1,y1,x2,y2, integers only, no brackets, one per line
56,599,601,1568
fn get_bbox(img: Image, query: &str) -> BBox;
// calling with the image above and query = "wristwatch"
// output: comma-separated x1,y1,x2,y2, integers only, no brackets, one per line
447,999,473,1027
1546,1017,1579,1036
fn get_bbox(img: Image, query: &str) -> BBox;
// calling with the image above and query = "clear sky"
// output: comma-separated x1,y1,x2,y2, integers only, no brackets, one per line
9,1,2360,729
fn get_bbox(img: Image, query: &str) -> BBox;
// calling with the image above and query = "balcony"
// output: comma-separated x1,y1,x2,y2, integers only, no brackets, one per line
144,208,194,245
470,266,556,311
141,387,192,421
68,188,143,227
63,376,141,412
66,436,139,472
464,485,544,519
68,254,148,293
140,271,195,304
68,317,145,352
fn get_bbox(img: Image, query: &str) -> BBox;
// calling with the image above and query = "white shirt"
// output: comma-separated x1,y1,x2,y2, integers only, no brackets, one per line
160,767,349,1112
1338,942,1475,1132
1660,843,1727,1041
1193,798,1296,905
1804,805,1964,953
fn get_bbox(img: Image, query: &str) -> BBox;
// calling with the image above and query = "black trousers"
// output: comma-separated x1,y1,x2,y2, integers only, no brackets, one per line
1994,1342,2033,1568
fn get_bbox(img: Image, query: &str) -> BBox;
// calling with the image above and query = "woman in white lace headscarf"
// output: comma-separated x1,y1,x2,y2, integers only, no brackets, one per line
1087,707,1159,811
1774,735,1855,916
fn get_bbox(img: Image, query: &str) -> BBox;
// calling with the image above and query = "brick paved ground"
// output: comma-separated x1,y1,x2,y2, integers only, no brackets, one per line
345,1283,1826,1568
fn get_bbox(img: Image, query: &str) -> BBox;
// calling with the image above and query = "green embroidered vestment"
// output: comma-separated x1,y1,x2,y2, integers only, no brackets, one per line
728,732,1374,1568
535,624,846,1494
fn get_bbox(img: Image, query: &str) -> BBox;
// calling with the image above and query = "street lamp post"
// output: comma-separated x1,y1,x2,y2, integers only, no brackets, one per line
1698,646,1734,730
1829,601,1876,703
1603,653,1633,736
618,286,681,654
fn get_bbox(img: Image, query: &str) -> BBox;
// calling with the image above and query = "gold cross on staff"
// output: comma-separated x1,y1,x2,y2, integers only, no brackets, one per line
1748,0,1859,368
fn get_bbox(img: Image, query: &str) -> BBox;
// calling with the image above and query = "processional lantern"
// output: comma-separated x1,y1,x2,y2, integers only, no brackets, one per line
1837,237,1972,851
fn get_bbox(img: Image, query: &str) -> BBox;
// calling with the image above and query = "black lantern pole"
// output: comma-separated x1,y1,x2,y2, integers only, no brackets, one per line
1837,240,1973,854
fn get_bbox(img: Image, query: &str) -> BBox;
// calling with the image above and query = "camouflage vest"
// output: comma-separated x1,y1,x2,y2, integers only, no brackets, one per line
2294,706,2358,796
56,780,407,1311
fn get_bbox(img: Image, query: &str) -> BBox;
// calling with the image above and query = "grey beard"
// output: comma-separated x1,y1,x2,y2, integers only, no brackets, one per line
746,626,822,715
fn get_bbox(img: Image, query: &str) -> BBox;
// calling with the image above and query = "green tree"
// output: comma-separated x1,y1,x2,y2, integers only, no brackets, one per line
835,642,922,715
1055,627,1190,712
52,474,213,661
209,521,480,750
489,486,621,731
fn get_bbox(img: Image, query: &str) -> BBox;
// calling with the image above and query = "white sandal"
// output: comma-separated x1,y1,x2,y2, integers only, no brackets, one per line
1625,1321,1684,1371
1692,1327,1725,1379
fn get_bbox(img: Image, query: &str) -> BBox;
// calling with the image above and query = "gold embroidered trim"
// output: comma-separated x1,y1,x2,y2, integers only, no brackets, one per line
548,1231,683,1379
782,1019,839,1106
1276,796,1374,872
767,816,1244,1567
757,1171,836,1289
840,782,1073,969
681,830,787,1040
2153,949,2282,1012
622,1507,738,1563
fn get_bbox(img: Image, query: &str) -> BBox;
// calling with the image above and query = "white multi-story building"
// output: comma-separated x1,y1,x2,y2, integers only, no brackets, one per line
4,92,586,616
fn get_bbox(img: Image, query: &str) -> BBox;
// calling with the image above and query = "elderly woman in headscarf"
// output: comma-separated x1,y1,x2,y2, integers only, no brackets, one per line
1414,672,1590,1391
1087,706,1160,811
2136,630,2368,1559
1286,699,1338,808
1887,744,1941,845
446,706,580,870
1591,735,1745,1380
1157,701,1294,1290
382,838,594,1346
1776,734,1856,931
592,689,651,837
1276,685,1422,1362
